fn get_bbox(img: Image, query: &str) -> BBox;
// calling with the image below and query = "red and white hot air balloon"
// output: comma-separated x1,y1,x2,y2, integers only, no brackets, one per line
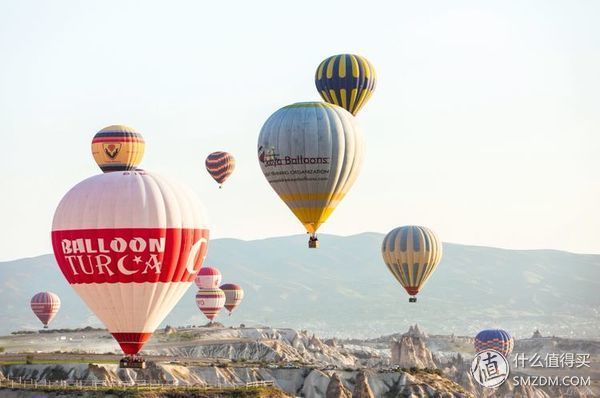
51,170,209,356
194,266,222,289
31,292,61,328
196,287,225,322
220,283,244,315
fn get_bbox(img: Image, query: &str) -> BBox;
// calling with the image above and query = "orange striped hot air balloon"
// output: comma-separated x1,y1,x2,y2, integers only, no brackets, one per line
205,151,235,188
91,125,145,172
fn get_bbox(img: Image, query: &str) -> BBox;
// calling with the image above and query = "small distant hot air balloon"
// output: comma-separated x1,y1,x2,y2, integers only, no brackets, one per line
30,292,61,329
220,283,244,315
258,102,364,248
381,226,442,303
91,125,145,172
475,329,514,357
196,287,226,322
195,267,222,289
52,170,209,357
205,151,235,188
315,54,376,115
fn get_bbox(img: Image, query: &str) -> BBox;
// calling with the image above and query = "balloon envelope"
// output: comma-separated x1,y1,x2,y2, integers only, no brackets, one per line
91,125,145,172
381,226,442,298
315,54,376,115
205,152,235,187
220,283,244,314
257,102,364,238
475,329,514,357
196,287,225,321
195,266,222,289
51,170,209,355
31,292,60,328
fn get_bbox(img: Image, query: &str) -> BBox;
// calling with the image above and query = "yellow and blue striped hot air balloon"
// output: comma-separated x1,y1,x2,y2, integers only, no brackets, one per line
315,54,376,116
381,226,443,302
91,125,145,172
257,102,364,248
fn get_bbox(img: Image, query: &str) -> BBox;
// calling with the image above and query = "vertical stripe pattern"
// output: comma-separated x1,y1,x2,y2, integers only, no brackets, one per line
205,151,235,186
315,54,376,115
381,226,443,297
30,292,61,327
257,102,364,235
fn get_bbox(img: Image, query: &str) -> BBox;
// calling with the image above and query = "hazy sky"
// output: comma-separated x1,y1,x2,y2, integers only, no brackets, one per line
0,0,598,260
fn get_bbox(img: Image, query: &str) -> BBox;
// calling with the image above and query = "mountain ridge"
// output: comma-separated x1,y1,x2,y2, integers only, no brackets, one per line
1,234,598,339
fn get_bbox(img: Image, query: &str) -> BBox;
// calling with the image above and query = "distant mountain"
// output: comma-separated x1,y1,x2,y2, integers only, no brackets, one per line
1,234,599,339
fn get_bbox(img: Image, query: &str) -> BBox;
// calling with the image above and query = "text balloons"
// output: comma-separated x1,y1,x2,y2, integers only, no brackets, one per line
51,170,209,355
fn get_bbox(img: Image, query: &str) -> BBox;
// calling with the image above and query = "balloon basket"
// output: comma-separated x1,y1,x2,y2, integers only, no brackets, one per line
409,297,417,303
43,325,48,329
119,356,146,369
308,237,319,249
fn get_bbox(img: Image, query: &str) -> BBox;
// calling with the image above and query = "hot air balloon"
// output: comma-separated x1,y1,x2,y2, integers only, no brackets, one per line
475,329,514,357
220,283,244,315
30,292,61,329
258,102,364,248
196,287,225,322
381,226,442,303
315,54,376,115
205,151,235,188
51,169,209,361
91,125,145,172
195,266,222,289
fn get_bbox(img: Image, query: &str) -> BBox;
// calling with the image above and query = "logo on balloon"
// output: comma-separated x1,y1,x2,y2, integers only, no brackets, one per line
258,146,330,168
185,238,208,274
258,145,277,164
52,229,209,284
103,143,122,159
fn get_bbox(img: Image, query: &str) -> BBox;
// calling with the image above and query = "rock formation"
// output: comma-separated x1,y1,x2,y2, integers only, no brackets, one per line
352,370,374,398
390,334,436,368
405,324,428,339
164,325,177,335
326,373,351,398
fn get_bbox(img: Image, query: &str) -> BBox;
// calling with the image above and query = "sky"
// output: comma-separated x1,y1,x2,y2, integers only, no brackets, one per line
0,0,598,261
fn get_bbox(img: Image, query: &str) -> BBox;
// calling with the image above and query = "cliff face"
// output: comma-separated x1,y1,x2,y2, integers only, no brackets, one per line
390,335,436,369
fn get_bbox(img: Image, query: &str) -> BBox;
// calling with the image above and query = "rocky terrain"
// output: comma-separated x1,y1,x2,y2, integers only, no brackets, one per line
0,325,597,397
